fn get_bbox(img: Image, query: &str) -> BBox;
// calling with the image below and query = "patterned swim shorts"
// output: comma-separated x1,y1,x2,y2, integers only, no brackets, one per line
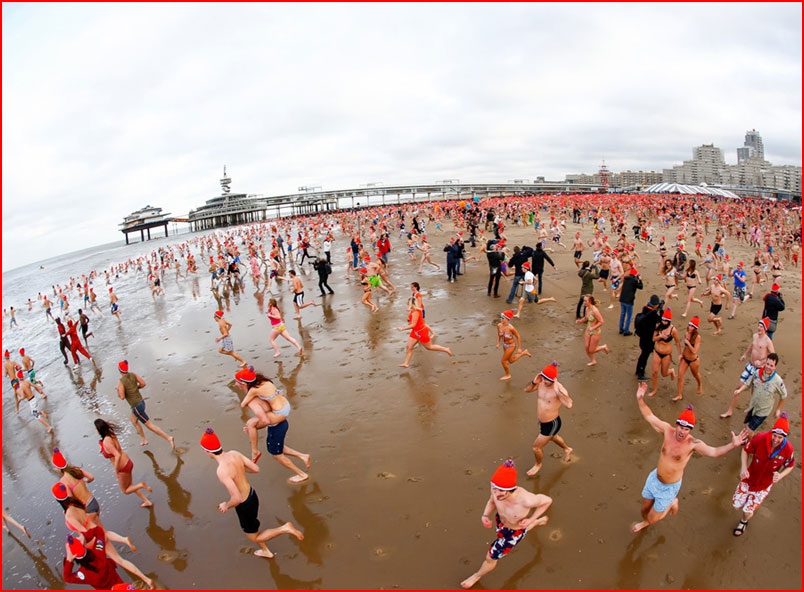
732,480,770,514
488,513,527,560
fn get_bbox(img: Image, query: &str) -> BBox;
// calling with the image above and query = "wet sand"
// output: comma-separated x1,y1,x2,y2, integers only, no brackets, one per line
2,219,800,589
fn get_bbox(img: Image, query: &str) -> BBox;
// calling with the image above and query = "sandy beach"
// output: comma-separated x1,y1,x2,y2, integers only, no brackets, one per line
1,215,800,590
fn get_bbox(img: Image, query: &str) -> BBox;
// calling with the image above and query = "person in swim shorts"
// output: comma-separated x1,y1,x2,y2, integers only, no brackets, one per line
200,428,304,559
214,310,247,367
460,460,552,589
632,383,749,532
116,360,175,448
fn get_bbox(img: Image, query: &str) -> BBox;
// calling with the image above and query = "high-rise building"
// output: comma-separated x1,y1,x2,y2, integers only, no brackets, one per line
663,144,726,184
737,129,764,163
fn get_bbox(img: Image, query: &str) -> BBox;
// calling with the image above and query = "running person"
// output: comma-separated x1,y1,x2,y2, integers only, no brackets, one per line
235,367,311,482
200,428,304,558
266,298,303,357
632,383,749,532
115,361,175,448
288,270,317,319
396,297,453,368
575,295,610,366
647,309,681,398
213,311,248,367
94,419,152,508
523,362,573,475
674,316,702,401
460,460,552,589
13,371,52,432
496,310,531,381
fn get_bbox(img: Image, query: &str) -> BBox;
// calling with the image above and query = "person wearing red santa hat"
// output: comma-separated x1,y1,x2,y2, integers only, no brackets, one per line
523,362,574,475
200,428,304,558
633,383,750,533
647,308,680,398
460,460,552,589
495,310,531,381
674,316,703,402
731,413,795,536
700,274,731,335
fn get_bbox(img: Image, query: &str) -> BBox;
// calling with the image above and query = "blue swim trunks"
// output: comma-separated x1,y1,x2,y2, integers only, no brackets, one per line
641,468,682,513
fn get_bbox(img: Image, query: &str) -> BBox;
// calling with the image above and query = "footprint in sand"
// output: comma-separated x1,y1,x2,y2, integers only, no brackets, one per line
373,546,390,558
157,551,178,563
174,447,187,455
377,472,397,479
239,547,254,555
548,529,562,542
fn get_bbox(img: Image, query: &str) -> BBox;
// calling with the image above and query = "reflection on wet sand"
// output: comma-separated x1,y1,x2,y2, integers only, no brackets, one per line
145,506,188,573
286,482,330,566
4,532,61,589
142,450,193,519
616,534,665,589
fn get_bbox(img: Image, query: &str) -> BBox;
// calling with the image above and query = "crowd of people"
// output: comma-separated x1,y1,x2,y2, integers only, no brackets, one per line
1,191,800,589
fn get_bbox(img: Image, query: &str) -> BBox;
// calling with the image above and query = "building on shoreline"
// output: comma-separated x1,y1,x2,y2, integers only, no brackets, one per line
188,167,271,231
119,205,175,244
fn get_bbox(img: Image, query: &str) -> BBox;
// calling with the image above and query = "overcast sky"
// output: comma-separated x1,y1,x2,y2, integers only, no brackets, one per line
3,3,801,270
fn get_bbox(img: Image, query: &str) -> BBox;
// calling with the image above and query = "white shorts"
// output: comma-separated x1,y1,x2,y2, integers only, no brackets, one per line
731,480,770,514
27,396,40,418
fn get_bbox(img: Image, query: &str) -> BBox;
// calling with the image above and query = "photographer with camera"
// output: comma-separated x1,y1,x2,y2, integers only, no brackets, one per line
761,283,785,340
634,295,663,381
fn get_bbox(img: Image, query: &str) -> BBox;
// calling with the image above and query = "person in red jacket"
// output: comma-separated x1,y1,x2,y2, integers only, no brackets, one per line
65,318,92,367
62,532,125,589
731,413,795,536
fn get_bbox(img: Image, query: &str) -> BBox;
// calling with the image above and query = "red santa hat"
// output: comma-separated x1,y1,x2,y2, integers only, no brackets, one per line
118,360,128,373
500,310,514,320
52,448,68,469
539,361,558,382
771,283,780,292
214,310,224,319
200,428,222,453
52,482,69,501
772,413,789,437
676,405,695,429
662,309,673,321
19,348,25,356
66,535,87,559
235,366,257,384
688,316,700,329
759,317,770,331
491,459,517,490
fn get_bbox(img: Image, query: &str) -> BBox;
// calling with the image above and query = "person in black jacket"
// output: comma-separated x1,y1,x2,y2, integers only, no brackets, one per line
531,243,556,295
618,268,643,335
486,241,505,297
444,239,461,282
313,257,334,296
634,295,662,380
505,247,529,303
761,283,785,339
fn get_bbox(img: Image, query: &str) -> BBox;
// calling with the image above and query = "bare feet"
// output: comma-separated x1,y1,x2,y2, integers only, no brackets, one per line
300,453,311,469
526,463,541,476
719,410,733,418
523,349,532,358
399,363,409,368
140,440,149,446
238,361,248,368
254,548,275,558
499,375,512,381
140,500,153,508
632,520,649,533
46,426,53,433
563,447,574,462
144,484,153,494
669,368,676,380
288,473,309,484
144,576,155,589
273,351,281,358
461,573,482,589
586,361,597,366
282,521,304,541
293,315,301,320
603,345,611,354
125,537,137,552
169,436,175,450
671,395,683,402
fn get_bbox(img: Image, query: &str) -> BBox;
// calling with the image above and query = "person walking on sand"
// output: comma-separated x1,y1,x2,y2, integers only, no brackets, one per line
730,413,795,537
496,310,531,381
116,360,175,448
66,318,93,367
359,270,379,312
288,270,317,319
460,460,552,589
722,352,787,434
213,311,247,367
234,367,311,482
632,383,749,533
94,419,153,508
647,308,681,397
575,295,610,366
199,428,304,558
513,262,557,318
674,316,702,401
720,319,775,418
266,298,303,358
576,261,599,318
523,362,573,475
396,297,453,368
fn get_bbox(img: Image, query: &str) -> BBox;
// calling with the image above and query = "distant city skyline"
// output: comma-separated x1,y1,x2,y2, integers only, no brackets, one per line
3,3,801,271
